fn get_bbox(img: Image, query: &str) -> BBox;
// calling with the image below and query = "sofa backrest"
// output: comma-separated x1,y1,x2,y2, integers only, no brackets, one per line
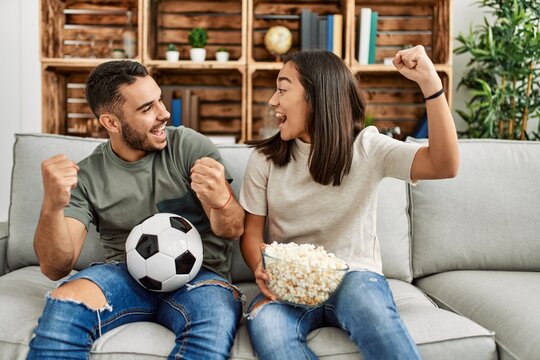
7,133,415,282
410,139,540,278
8,134,106,272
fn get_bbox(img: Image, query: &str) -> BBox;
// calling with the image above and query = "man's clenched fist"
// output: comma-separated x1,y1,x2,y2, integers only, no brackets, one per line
41,154,79,212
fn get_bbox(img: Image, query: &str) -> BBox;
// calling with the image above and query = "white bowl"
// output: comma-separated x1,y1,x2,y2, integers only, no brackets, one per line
262,251,349,307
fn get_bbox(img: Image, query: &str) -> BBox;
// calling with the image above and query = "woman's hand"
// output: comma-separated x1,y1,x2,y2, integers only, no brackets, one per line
255,244,277,300
392,45,442,98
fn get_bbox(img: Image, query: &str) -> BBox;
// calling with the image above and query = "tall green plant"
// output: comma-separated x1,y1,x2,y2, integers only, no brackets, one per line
454,0,540,140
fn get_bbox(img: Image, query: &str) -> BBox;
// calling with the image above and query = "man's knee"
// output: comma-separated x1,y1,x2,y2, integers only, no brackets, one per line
51,279,107,310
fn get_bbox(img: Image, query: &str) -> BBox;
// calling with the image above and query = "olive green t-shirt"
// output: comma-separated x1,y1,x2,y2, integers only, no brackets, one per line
65,126,234,280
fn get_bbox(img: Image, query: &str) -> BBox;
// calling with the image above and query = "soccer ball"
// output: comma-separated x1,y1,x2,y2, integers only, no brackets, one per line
125,213,203,292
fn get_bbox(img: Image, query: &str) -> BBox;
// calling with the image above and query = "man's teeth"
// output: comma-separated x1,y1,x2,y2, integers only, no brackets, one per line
151,124,166,134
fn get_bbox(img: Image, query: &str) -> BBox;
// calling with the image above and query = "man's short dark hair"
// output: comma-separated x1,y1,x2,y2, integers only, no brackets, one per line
86,61,149,118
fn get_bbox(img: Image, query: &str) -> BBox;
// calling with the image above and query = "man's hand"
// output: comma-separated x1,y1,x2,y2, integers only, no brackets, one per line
190,157,230,209
41,154,79,212
36,154,86,280
392,45,442,98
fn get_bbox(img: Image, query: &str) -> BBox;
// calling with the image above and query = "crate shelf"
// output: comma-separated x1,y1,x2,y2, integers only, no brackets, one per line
40,0,452,142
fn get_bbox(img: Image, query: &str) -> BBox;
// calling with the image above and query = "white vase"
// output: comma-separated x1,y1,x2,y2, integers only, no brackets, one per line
190,48,206,62
166,51,180,62
216,51,229,62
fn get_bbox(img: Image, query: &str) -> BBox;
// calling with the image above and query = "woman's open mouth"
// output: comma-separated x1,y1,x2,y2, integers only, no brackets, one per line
276,112,287,128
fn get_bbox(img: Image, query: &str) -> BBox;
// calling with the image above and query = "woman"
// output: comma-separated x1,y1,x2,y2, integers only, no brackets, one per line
239,47,459,359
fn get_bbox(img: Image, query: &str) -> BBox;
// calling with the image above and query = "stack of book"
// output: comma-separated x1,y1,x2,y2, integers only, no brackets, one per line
300,9,343,57
162,87,199,131
357,8,378,65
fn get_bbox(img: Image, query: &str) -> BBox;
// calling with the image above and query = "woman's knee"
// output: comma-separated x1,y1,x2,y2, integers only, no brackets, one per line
247,302,316,360
247,300,295,339
333,272,397,317
51,279,107,310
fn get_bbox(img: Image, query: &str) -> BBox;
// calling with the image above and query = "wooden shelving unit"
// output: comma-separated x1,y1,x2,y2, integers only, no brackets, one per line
40,0,452,142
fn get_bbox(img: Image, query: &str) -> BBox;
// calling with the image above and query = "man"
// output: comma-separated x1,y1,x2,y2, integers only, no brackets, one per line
28,61,245,359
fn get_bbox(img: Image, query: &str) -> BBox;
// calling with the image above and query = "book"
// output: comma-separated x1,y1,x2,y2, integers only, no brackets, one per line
368,11,378,64
326,15,334,51
317,16,327,51
170,98,182,127
300,9,311,51
161,87,174,124
301,9,318,50
332,14,343,57
357,8,372,64
412,113,428,138
189,95,199,132
173,90,189,128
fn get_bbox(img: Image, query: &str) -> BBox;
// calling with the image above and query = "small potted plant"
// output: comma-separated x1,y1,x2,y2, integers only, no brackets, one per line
112,48,125,59
165,43,180,62
215,47,229,62
188,27,208,62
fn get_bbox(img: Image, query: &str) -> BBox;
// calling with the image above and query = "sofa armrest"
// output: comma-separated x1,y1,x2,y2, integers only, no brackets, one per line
0,222,8,276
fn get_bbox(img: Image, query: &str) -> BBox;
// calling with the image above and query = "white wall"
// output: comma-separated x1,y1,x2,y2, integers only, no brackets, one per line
0,0,487,221
451,0,487,132
0,0,41,222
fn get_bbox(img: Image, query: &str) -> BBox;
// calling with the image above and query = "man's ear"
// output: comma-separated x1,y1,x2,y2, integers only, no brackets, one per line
98,113,121,134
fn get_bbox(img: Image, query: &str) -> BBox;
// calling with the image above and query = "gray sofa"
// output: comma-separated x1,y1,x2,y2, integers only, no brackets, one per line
0,133,538,359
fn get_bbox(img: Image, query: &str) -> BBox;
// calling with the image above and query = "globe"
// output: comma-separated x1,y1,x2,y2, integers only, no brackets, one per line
264,26,292,59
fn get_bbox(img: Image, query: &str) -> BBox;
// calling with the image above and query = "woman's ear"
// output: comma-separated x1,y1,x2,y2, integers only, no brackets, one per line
99,113,121,134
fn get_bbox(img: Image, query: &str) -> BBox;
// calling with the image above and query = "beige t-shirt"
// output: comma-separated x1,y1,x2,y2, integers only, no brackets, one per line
240,126,422,274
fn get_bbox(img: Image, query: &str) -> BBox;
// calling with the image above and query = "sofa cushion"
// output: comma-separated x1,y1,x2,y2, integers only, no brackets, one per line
377,178,413,282
0,222,7,275
417,270,540,360
0,266,496,359
0,266,60,360
408,139,540,277
216,145,254,283
8,134,106,272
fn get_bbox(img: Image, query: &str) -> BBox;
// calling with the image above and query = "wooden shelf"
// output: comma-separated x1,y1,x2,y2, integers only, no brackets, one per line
145,60,247,71
40,0,452,142
350,63,452,73
144,0,248,63
41,57,146,71
247,61,284,71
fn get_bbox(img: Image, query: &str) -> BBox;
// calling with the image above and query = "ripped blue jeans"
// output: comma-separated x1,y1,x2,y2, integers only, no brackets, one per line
246,271,421,360
27,263,243,360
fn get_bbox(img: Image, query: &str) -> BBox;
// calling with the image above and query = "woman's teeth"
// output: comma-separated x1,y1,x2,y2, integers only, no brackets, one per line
276,112,287,124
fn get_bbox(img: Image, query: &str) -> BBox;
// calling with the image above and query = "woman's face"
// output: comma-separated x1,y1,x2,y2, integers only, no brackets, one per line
268,62,311,143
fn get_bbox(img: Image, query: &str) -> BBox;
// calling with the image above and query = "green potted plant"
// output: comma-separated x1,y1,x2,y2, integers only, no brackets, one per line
188,27,208,62
215,47,229,62
454,0,540,140
165,43,179,62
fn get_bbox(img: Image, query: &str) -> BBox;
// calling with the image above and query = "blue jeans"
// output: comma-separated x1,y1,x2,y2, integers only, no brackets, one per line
28,263,243,360
247,271,421,360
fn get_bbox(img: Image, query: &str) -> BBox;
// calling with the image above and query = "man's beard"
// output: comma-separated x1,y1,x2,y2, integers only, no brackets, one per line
120,119,164,152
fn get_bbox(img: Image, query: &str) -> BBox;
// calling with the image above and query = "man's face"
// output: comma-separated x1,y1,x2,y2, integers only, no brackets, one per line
117,75,170,154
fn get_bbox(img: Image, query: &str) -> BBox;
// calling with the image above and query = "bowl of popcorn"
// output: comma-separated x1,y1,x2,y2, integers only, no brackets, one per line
262,242,349,307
